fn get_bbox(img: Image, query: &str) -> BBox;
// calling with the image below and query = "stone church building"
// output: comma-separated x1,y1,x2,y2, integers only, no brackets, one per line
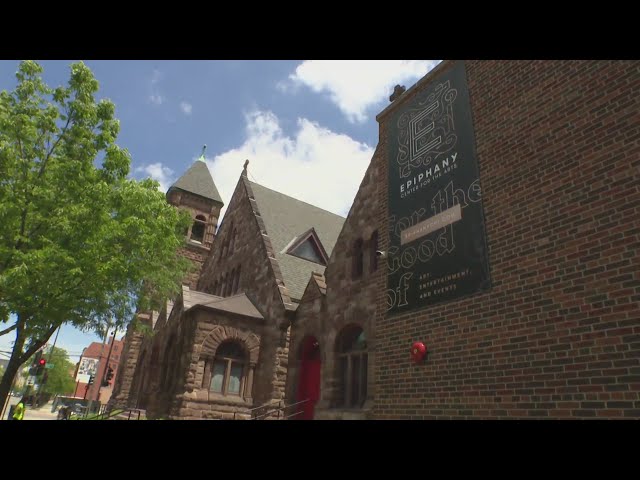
112,60,639,419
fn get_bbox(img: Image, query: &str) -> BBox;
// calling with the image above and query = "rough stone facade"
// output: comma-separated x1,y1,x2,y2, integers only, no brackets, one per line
109,173,222,411
116,169,301,419
197,173,293,407
287,148,384,419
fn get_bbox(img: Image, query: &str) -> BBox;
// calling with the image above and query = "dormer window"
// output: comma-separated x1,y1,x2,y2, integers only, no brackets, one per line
191,215,207,244
283,228,329,266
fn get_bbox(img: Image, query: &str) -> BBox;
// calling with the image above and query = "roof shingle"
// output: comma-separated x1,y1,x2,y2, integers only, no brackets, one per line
248,181,345,302
169,161,223,204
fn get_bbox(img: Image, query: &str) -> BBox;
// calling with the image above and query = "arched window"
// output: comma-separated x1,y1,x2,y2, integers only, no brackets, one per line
336,325,367,408
352,239,364,279
191,215,207,244
208,341,246,396
369,230,379,273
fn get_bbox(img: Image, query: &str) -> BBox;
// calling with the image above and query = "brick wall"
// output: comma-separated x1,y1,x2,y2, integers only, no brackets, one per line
372,60,640,419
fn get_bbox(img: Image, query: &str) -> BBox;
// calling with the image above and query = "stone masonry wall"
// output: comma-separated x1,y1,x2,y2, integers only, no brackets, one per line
174,309,262,420
291,145,385,419
198,174,291,406
109,314,151,409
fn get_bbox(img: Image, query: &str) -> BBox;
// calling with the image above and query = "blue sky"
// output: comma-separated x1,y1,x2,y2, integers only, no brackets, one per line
0,59,440,363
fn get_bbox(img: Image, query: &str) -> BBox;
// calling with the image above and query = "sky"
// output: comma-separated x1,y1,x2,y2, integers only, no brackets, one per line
0,59,441,364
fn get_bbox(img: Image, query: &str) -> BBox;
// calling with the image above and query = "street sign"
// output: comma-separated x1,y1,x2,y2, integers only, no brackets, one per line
45,363,54,369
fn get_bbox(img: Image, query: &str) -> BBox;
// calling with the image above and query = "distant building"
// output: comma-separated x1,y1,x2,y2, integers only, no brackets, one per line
76,336,124,403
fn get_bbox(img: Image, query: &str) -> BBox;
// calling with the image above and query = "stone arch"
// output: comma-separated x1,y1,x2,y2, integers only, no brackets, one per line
197,325,260,365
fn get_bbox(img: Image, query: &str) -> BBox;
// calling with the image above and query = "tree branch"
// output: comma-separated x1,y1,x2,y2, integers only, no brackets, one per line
38,110,72,178
0,323,17,337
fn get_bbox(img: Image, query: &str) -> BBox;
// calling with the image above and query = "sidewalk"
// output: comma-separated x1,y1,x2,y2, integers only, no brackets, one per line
23,401,58,421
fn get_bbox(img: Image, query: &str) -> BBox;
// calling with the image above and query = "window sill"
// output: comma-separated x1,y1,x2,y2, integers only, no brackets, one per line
205,393,250,406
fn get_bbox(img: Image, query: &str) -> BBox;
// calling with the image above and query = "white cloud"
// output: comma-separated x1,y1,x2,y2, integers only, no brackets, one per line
148,69,165,106
180,101,193,115
202,110,374,222
285,60,441,123
135,163,175,192
149,94,164,105
151,69,162,85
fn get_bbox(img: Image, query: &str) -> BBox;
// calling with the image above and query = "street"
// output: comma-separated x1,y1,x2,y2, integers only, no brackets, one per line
3,396,58,421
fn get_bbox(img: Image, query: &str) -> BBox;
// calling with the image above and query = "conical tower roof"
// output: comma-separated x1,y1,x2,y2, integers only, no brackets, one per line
168,146,223,204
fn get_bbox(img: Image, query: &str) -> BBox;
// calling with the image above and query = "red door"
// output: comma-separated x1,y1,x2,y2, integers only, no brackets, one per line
297,337,321,420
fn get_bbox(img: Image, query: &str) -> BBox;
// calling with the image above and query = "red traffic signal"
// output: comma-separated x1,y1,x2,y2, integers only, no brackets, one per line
38,358,46,366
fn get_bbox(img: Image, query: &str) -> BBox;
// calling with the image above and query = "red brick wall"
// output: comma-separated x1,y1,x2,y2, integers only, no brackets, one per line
372,60,640,419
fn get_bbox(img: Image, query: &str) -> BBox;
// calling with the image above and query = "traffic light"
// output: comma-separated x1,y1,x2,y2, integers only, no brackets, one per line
30,350,45,376
103,366,115,386
36,357,46,375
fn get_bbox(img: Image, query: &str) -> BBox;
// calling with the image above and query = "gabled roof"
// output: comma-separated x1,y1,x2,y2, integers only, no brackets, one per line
168,160,223,204
311,272,327,295
248,180,344,302
182,286,263,320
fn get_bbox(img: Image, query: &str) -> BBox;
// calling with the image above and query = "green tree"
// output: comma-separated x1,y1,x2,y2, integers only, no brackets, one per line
40,346,76,396
0,61,192,409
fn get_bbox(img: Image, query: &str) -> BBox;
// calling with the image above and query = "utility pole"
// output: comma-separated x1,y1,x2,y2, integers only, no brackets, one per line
36,324,61,406
96,330,116,405
86,323,110,414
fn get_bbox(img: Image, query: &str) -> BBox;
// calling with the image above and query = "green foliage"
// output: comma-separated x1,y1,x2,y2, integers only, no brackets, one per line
41,346,75,396
0,61,193,407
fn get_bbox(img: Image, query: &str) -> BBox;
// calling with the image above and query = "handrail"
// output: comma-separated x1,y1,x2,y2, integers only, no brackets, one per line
252,398,310,420
247,399,282,413
66,405,145,421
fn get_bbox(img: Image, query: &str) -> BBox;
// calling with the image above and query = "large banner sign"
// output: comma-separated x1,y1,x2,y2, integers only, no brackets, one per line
387,61,491,315
76,357,99,384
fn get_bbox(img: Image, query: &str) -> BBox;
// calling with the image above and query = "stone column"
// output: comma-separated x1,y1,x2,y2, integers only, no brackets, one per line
244,363,256,404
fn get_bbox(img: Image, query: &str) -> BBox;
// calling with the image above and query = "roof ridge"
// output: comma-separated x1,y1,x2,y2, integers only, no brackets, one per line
248,180,345,220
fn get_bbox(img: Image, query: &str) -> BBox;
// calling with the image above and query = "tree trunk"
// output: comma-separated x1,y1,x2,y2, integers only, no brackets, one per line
0,328,26,418
0,361,20,419
0,314,58,415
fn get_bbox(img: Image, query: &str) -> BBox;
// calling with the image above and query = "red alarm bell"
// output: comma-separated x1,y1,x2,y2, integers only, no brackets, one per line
411,341,427,364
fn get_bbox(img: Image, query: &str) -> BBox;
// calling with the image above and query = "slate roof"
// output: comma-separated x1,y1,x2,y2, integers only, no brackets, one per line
168,160,223,204
182,286,263,320
248,181,345,302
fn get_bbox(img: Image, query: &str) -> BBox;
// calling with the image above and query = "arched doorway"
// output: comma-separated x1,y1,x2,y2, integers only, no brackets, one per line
296,336,321,420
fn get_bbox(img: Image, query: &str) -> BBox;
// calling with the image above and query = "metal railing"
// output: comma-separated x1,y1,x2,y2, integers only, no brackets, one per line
65,404,146,421
250,398,309,420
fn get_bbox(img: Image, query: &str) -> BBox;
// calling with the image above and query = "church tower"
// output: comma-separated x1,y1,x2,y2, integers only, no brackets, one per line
109,146,224,410
166,146,224,288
